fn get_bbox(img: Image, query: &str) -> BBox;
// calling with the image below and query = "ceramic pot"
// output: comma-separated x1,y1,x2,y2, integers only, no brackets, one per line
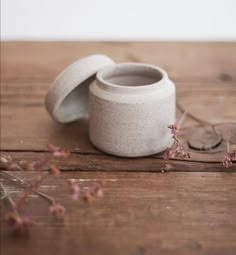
89,63,176,157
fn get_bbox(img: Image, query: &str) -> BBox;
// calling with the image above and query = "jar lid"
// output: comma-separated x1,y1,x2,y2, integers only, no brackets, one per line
45,54,115,123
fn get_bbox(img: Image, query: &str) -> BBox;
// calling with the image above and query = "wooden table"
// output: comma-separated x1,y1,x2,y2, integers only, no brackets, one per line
1,42,236,255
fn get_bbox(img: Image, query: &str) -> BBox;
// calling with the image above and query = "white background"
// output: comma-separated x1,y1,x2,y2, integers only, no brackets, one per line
1,0,236,41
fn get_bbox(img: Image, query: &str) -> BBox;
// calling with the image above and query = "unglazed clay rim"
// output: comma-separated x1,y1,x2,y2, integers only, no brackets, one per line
96,63,168,94
44,54,115,123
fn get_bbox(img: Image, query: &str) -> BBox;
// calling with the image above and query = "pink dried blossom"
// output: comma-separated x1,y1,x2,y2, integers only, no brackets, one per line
223,150,235,168
6,162,19,171
168,124,179,142
161,162,173,173
83,190,95,202
49,203,66,219
84,182,103,202
91,182,104,198
28,175,43,192
49,164,61,176
68,179,80,200
161,123,190,173
172,145,191,159
163,147,173,160
47,144,70,158
31,154,52,171
4,212,31,231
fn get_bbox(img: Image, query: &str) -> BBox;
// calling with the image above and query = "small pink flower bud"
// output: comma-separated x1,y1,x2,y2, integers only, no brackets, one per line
49,203,66,219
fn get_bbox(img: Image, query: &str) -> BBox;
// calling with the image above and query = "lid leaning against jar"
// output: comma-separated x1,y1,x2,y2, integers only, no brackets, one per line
45,54,115,123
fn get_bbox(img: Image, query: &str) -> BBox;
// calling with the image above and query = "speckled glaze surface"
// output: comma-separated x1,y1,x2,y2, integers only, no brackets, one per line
89,63,176,157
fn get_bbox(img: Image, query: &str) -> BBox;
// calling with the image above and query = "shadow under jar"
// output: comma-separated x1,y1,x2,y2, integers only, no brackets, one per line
89,63,176,157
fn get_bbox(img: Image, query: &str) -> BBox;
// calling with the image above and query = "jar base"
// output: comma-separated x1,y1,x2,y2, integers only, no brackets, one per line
89,138,171,158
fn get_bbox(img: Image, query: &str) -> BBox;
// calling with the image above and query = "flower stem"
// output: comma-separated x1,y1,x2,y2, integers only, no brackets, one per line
0,154,12,162
1,191,18,200
0,154,24,171
0,182,20,215
0,171,55,205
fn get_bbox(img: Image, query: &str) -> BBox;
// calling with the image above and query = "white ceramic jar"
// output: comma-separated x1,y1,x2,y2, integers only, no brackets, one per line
89,63,175,157
45,55,176,157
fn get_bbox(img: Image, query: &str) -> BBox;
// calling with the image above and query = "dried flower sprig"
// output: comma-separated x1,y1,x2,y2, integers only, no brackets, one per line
1,144,104,233
1,171,57,206
1,169,66,226
168,124,179,143
47,144,70,158
223,141,236,168
0,144,70,231
1,144,70,173
68,179,103,202
161,112,191,173
0,182,31,232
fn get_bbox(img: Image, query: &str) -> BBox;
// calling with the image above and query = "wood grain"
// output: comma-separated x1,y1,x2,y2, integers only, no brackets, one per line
0,151,235,172
1,171,236,255
2,42,236,82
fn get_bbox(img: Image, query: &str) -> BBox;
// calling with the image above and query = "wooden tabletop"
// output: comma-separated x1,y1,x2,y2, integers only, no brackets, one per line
1,42,236,255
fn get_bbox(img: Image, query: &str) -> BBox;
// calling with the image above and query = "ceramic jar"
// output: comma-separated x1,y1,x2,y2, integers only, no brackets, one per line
89,63,175,157
45,55,176,157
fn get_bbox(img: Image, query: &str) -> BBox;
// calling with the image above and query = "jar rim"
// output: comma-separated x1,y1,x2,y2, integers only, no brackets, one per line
96,63,168,93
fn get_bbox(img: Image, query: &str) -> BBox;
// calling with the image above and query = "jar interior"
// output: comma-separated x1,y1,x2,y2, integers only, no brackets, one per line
102,65,163,86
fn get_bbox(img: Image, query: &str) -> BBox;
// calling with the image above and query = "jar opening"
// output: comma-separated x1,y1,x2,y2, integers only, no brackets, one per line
100,64,163,87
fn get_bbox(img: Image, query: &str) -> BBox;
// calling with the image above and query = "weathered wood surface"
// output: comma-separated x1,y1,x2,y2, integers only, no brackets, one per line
2,42,236,82
1,42,236,255
1,171,236,255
